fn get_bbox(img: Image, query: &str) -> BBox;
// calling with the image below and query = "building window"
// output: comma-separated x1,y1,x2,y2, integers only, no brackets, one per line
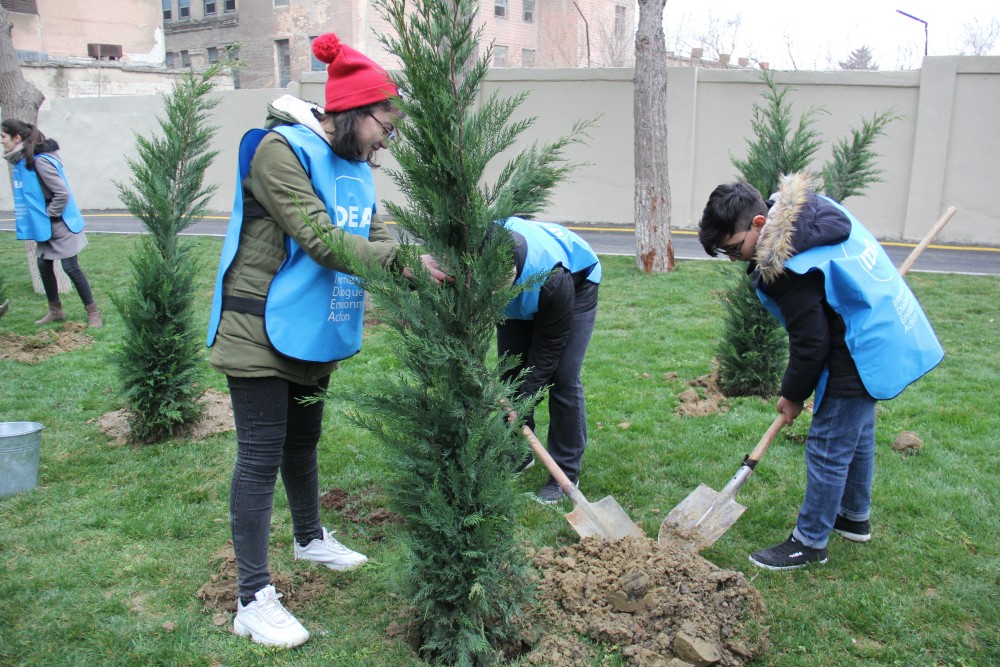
207,47,220,64
276,39,291,87
165,52,176,68
274,0,288,5
494,0,506,18
180,50,191,68
162,0,171,21
522,48,535,67
224,0,235,11
493,45,508,67
615,5,627,38
309,36,326,71
204,0,215,14
178,0,190,18
523,0,534,22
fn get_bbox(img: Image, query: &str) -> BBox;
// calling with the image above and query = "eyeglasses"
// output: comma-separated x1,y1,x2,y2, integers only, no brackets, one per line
367,112,397,144
718,231,751,258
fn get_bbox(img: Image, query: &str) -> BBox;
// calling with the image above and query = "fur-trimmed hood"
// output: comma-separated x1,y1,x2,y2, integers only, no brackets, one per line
754,172,851,285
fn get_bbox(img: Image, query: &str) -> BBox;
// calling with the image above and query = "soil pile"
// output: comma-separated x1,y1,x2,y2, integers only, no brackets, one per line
527,535,767,666
0,322,92,363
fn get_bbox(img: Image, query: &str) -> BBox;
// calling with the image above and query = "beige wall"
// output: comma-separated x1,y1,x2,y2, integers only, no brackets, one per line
2,56,997,245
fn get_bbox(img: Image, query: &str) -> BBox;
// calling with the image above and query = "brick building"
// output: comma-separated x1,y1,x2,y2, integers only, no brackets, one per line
161,0,636,90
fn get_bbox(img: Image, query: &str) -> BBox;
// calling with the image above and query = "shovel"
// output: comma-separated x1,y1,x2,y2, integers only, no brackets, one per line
519,424,645,541
658,415,785,551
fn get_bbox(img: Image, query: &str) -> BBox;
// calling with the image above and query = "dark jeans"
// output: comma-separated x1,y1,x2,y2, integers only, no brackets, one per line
38,255,95,306
227,374,329,599
793,394,878,549
497,305,597,481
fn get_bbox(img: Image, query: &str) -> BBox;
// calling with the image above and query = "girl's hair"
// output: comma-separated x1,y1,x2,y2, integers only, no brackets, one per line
0,119,47,170
317,99,396,167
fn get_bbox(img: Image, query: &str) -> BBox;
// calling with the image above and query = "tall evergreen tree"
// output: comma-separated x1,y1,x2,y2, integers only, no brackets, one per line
309,0,589,663
112,65,223,443
719,71,895,398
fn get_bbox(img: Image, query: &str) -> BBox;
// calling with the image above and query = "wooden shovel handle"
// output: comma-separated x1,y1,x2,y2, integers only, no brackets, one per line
520,424,587,504
746,415,787,464
898,206,957,277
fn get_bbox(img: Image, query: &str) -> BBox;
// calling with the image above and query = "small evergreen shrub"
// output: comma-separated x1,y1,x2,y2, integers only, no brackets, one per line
111,66,222,443
310,0,591,663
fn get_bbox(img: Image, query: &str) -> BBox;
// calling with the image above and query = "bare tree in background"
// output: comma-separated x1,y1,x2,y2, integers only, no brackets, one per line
633,0,673,273
961,18,1000,55
596,20,635,67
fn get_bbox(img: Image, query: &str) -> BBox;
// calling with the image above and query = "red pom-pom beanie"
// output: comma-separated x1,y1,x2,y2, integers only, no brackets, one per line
312,33,398,113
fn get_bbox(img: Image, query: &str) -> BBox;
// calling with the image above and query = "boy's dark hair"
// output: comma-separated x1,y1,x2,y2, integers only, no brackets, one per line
698,181,768,257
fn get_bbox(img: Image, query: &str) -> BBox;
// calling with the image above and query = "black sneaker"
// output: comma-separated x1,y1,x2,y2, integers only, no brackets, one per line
514,452,535,474
832,515,871,542
749,534,828,571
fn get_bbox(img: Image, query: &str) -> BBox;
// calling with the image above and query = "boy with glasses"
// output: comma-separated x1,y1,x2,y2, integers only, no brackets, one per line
697,173,943,570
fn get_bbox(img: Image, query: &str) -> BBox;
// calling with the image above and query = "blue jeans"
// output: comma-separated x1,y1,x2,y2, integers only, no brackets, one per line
792,394,878,549
497,305,597,481
227,375,329,599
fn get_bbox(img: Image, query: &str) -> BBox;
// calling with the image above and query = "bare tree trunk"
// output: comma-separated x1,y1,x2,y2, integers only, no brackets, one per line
1,8,56,295
634,0,674,273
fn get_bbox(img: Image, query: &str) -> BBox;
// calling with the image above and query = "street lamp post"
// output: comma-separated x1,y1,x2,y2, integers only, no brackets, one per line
896,9,928,56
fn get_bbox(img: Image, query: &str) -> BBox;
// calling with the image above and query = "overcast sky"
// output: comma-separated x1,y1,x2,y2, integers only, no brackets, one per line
661,0,1000,70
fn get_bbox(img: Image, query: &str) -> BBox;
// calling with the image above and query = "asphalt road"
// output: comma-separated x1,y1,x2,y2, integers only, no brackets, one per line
2,211,998,276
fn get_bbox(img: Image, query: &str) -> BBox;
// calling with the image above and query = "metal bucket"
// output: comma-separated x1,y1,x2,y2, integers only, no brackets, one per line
0,422,44,498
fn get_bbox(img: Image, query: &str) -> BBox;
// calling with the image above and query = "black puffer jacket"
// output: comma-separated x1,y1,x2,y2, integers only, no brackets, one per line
752,173,868,403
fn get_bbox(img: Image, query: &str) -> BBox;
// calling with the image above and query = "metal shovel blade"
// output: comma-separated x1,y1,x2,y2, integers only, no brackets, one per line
657,483,747,552
566,495,646,541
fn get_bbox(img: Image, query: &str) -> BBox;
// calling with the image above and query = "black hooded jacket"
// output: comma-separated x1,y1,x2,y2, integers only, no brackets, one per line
752,174,869,403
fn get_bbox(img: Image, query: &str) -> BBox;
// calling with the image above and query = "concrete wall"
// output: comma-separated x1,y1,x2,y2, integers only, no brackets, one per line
3,56,998,245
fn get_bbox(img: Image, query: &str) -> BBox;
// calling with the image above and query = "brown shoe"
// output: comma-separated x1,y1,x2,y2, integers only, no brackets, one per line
35,301,65,325
85,303,103,328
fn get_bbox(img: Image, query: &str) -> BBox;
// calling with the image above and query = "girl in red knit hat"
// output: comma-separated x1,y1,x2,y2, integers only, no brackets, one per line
206,32,448,648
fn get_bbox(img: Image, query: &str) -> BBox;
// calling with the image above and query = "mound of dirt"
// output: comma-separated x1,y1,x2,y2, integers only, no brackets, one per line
0,322,92,363
676,371,729,417
94,387,234,445
527,535,767,666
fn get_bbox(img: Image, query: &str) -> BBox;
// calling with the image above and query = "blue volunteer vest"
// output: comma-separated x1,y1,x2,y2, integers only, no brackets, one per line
12,154,85,242
757,197,944,411
206,123,373,363
503,217,601,320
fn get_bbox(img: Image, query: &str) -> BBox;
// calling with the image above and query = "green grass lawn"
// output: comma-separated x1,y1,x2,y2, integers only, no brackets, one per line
1,232,997,666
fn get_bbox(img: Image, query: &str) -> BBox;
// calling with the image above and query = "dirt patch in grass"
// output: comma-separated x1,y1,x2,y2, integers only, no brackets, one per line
527,535,767,666
675,370,729,417
94,387,234,445
197,541,329,626
0,322,92,363
320,487,405,538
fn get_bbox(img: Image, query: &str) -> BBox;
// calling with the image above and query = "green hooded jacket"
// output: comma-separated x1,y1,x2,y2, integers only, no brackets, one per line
209,95,399,385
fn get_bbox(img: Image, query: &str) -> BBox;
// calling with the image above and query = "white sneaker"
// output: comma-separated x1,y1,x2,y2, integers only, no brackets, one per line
293,527,368,571
233,585,309,648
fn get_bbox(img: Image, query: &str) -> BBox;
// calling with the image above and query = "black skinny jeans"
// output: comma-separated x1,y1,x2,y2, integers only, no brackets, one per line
227,374,329,599
38,255,95,306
